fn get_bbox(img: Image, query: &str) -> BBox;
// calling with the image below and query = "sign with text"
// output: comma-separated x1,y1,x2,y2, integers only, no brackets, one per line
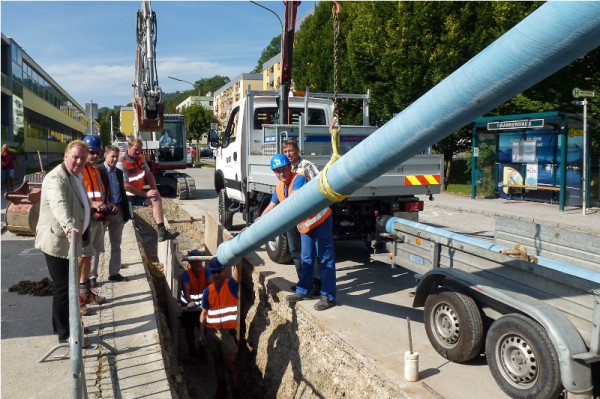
488,119,544,130
572,87,595,98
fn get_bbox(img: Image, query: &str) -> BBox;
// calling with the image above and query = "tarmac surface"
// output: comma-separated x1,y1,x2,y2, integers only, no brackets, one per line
1,176,598,398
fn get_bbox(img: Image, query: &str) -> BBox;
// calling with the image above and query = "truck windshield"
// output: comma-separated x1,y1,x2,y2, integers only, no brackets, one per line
254,107,326,129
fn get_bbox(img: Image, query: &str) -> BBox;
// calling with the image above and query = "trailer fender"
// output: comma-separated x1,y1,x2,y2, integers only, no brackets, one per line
413,268,593,395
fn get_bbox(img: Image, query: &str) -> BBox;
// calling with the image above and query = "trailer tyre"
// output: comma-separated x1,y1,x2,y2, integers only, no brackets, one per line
218,189,234,230
266,234,292,264
485,314,562,399
424,290,483,363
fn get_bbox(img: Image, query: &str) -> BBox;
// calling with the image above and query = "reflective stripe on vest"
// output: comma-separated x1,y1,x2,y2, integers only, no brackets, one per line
297,207,332,233
276,174,332,234
180,268,208,304
82,164,105,201
206,280,238,330
121,155,146,196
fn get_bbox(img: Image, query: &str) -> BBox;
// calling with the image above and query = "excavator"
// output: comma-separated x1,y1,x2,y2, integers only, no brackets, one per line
123,0,196,199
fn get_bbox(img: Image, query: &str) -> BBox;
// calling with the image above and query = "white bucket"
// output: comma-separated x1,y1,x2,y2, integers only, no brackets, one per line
404,351,419,382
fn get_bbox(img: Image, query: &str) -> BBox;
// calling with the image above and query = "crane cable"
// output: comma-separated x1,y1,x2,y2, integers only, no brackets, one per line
318,1,350,203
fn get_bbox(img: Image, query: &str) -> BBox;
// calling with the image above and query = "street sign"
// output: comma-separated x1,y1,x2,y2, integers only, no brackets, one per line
572,87,595,98
487,119,544,130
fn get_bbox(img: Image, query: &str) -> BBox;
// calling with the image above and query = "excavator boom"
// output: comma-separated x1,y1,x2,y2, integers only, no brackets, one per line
133,0,164,132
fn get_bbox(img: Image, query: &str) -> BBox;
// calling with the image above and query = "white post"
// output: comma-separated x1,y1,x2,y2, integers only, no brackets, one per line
582,98,588,215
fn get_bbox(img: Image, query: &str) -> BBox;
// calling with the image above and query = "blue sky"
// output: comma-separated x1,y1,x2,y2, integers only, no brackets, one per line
1,1,316,109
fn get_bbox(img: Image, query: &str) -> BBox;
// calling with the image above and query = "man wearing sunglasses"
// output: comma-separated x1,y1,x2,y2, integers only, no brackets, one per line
199,257,241,399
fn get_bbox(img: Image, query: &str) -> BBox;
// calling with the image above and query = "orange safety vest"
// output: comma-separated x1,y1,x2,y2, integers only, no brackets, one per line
276,173,332,234
82,164,105,201
206,280,238,330
180,268,209,304
120,154,146,196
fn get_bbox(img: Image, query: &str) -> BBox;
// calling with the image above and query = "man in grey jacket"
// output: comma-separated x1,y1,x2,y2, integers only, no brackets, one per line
35,140,90,343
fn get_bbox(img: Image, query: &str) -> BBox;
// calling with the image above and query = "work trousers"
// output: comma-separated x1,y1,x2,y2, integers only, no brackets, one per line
296,215,336,301
91,205,125,279
45,253,70,342
287,227,321,282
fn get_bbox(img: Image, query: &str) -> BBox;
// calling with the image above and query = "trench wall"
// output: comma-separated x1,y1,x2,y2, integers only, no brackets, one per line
239,268,419,399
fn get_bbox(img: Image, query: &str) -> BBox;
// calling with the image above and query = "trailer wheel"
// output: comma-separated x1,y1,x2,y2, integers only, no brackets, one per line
266,234,292,264
485,314,562,399
218,189,234,230
424,290,483,363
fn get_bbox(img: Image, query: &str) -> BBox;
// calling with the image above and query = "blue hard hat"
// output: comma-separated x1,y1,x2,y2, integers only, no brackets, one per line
83,135,102,150
270,154,290,170
208,257,225,272
188,249,204,257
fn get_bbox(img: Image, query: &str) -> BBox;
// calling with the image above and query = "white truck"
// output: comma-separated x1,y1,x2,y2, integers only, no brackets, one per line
378,215,599,399
213,90,444,262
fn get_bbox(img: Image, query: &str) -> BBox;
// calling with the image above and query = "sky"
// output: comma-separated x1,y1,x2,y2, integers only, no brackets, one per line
0,1,316,109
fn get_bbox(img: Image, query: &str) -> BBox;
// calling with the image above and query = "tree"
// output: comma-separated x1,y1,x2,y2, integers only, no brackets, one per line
98,107,120,144
182,104,218,145
252,35,282,73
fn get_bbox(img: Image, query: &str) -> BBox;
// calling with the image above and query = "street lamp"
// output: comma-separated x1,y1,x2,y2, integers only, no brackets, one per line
168,76,199,95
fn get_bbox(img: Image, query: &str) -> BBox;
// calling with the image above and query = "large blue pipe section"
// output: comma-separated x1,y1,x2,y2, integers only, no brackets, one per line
384,217,600,284
218,2,600,266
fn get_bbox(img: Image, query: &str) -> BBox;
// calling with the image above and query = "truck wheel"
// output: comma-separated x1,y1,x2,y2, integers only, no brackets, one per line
219,189,234,230
485,314,562,399
424,290,483,363
266,234,292,264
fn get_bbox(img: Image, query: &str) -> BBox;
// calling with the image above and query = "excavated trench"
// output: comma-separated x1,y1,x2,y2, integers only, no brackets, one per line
133,199,405,399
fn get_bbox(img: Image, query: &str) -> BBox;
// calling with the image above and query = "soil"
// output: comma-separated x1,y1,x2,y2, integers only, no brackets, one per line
8,278,53,296
131,199,214,399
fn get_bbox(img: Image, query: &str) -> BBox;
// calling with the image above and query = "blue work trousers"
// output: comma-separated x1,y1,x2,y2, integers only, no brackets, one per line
296,215,336,301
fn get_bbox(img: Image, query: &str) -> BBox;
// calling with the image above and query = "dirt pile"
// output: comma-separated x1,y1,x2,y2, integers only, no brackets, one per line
8,278,53,296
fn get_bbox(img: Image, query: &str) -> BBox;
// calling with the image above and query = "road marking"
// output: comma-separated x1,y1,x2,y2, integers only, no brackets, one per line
20,248,43,256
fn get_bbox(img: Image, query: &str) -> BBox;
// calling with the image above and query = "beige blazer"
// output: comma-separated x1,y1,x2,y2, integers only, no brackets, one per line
35,163,88,259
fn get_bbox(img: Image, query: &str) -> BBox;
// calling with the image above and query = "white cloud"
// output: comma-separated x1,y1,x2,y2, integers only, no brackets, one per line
43,56,252,108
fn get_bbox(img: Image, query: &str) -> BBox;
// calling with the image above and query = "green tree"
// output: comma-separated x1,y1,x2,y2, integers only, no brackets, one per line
252,35,282,73
98,107,120,144
182,104,218,146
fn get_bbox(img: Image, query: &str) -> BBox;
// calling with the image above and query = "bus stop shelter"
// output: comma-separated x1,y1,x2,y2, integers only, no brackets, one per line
471,111,599,211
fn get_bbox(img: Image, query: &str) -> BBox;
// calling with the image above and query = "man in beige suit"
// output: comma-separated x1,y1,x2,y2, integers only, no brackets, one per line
35,140,90,344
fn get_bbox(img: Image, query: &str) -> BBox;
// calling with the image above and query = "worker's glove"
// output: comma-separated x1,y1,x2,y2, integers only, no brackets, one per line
197,333,207,346
187,301,199,308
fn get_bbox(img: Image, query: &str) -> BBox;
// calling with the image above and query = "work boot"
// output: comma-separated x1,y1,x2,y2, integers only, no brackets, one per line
158,226,179,242
286,293,307,303
314,295,336,311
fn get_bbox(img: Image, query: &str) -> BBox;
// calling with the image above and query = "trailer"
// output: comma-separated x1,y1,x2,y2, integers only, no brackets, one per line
378,215,599,399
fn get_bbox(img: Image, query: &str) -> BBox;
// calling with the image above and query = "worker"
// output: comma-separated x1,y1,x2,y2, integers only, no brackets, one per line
199,257,241,399
159,130,175,147
79,135,107,309
96,145,132,284
1,144,18,192
179,249,212,363
261,154,337,311
117,138,179,242
35,140,90,344
282,139,321,295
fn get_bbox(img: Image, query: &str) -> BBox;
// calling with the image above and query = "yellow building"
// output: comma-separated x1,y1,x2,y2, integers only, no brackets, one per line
262,54,282,92
213,73,263,129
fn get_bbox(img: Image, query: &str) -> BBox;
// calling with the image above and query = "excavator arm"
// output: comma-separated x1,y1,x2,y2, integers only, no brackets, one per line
133,0,164,132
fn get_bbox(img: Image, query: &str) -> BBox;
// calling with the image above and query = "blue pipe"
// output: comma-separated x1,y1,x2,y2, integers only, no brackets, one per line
218,2,600,266
384,217,600,284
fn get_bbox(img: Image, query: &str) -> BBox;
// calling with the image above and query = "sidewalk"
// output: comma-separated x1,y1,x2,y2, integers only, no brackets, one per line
421,191,600,235
1,220,171,398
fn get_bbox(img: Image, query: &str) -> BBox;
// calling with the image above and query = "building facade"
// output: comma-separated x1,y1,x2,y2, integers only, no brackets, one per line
175,94,214,113
262,54,282,92
1,33,94,168
213,73,262,129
